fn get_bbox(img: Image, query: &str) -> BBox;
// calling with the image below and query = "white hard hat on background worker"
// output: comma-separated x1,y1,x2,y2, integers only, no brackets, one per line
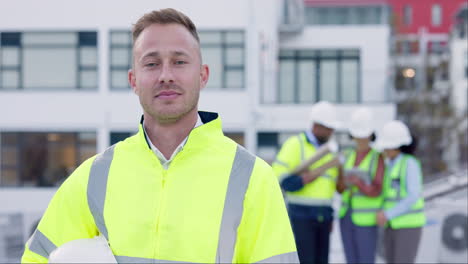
48,235,117,263
348,107,374,138
309,101,341,129
374,120,412,150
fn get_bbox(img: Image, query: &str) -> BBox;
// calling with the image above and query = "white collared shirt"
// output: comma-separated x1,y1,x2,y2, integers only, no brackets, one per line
144,114,203,169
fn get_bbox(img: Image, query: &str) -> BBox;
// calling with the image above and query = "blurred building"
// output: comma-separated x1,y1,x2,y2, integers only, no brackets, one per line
388,0,467,176
0,0,396,261
447,4,468,171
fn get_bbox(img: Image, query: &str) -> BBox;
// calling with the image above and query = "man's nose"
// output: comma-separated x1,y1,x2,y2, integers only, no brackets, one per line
158,63,175,83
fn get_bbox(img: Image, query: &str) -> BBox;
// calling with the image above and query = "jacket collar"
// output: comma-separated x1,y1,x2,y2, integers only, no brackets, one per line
137,111,223,151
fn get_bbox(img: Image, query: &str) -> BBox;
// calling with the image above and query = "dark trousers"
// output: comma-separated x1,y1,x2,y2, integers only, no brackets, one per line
339,211,378,264
384,226,422,263
290,216,332,264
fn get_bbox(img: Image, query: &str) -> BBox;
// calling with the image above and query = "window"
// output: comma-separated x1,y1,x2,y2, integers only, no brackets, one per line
0,31,98,90
305,5,386,25
109,30,245,90
403,5,412,25
109,31,132,90
432,4,442,26
277,49,360,104
0,132,96,187
199,31,245,89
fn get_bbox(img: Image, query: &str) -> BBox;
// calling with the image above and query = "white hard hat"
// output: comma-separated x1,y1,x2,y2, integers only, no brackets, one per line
348,107,374,138
374,120,412,150
49,235,117,263
309,101,341,129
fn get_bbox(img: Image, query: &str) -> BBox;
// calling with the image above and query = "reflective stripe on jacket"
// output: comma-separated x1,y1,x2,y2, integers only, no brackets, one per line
383,154,425,229
339,149,383,226
22,111,298,263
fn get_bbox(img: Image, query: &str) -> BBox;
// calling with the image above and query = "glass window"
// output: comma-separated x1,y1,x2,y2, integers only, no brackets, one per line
403,5,412,25
109,31,132,90
1,47,19,66
298,61,316,103
279,60,295,103
320,60,338,102
23,48,77,89
1,70,19,89
0,132,96,187
432,4,442,26
305,5,385,25
200,30,245,89
201,47,223,87
276,49,360,104
0,31,98,90
341,60,359,102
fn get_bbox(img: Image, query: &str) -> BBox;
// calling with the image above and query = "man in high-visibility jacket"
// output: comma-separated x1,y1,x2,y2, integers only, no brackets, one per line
22,8,298,263
272,101,343,264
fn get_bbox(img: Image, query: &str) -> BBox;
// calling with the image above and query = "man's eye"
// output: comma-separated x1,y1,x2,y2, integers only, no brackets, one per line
146,63,156,67
175,61,186,65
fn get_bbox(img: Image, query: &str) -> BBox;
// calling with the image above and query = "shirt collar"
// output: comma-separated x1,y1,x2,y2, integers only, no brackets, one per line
387,153,404,168
305,130,321,148
143,114,203,168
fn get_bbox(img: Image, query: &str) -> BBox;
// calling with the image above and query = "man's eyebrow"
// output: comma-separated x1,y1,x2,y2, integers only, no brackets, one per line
139,50,191,63
140,51,159,62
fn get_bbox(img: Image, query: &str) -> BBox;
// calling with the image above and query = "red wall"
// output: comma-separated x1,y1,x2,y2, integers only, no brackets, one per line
389,0,466,34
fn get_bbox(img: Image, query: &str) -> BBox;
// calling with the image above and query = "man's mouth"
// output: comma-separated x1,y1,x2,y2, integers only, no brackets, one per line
156,90,180,99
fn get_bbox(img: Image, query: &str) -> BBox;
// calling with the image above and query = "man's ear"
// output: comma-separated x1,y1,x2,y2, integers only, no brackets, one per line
128,69,138,94
199,64,209,90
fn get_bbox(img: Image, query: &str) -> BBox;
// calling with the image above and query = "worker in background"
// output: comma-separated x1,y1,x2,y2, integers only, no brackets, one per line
336,107,385,264
272,101,343,264
374,120,426,264
21,8,298,263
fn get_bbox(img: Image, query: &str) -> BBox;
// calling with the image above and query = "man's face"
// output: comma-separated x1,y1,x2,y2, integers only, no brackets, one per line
312,123,334,144
129,23,209,124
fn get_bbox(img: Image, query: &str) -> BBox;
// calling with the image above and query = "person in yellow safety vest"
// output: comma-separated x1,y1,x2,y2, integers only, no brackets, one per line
21,8,298,264
336,107,385,264
272,101,344,264
374,120,426,264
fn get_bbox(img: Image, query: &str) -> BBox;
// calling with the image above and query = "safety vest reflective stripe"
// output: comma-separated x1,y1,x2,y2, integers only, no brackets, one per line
116,251,299,264
351,208,380,213
87,144,116,240
297,135,305,161
27,229,57,258
87,145,255,263
273,159,290,169
255,252,300,263
216,146,255,263
115,255,192,263
285,195,333,206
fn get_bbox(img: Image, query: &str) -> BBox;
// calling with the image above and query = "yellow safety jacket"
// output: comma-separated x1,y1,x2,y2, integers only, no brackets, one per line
272,133,338,207
22,112,298,263
339,149,383,226
383,154,426,229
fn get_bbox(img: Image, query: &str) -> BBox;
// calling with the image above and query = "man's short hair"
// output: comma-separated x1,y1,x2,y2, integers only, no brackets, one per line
132,8,200,44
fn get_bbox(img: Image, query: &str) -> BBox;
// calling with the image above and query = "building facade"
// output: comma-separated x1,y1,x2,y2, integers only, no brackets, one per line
0,0,395,261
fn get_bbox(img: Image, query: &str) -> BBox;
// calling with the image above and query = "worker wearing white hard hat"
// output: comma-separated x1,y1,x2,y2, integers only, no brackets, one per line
272,101,344,264
336,107,385,264
375,121,426,264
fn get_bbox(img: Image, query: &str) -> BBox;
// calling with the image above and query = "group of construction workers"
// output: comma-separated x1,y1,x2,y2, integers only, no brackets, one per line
20,7,425,264
273,101,426,264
